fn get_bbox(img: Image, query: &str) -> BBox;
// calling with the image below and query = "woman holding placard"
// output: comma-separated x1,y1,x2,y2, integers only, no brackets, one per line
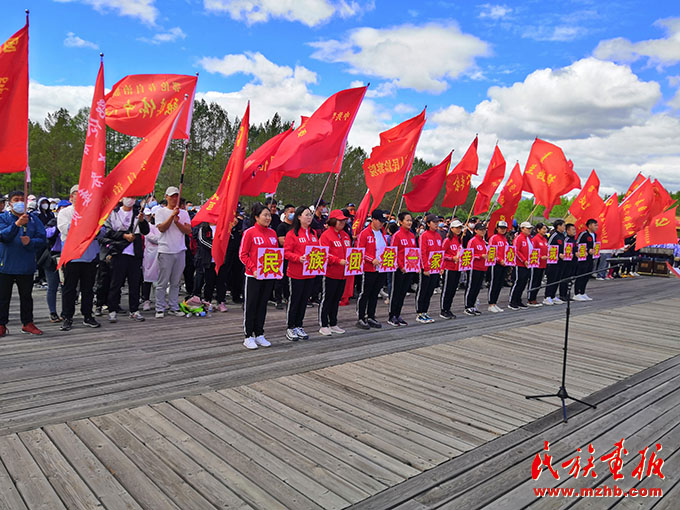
487,220,509,313
528,223,549,306
440,219,464,319
464,223,489,316
239,203,280,350
388,212,418,327
284,206,321,341
318,210,351,336
416,214,443,324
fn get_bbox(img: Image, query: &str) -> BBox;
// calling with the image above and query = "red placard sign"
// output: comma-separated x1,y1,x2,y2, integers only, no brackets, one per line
427,250,444,274
404,247,421,273
256,247,284,280
378,246,398,273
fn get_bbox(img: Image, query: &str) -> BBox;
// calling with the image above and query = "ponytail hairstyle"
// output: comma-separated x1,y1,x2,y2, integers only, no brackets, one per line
250,202,268,224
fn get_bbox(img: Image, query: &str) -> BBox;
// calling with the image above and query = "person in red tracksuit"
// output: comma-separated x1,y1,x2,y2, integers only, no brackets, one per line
509,221,534,309
239,203,279,350
487,220,509,313
284,205,320,341
439,219,464,319
464,223,488,316
528,223,549,306
387,211,417,327
355,209,388,330
416,214,443,324
318,210,351,336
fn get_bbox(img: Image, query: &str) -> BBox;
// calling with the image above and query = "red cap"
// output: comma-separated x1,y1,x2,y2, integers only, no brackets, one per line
329,209,347,221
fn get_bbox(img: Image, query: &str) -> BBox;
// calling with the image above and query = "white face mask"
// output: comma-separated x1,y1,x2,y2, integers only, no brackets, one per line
41,203,49,210
122,198,135,208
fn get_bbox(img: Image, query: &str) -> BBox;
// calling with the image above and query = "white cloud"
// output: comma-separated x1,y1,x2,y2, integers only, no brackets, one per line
140,27,186,44
64,32,99,50
594,17,680,67
203,0,372,27
478,4,511,20
668,88,680,110
29,82,94,123
54,0,158,24
350,80,396,98
310,22,490,93
522,25,588,42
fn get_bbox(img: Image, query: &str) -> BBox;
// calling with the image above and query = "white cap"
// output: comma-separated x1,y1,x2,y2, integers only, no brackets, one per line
497,220,508,227
143,207,152,215
520,221,533,229
165,186,180,196
70,185,79,194
451,219,464,228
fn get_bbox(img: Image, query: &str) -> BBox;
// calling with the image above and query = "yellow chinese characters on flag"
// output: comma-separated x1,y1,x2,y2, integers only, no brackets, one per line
344,247,365,276
458,248,474,272
105,74,197,139
378,246,398,273
547,245,559,264
256,247,284,280
505,246,516,267
485,246,497,267
302,246,328,276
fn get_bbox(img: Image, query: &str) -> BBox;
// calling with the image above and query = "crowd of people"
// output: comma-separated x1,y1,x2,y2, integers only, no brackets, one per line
0,186,648,347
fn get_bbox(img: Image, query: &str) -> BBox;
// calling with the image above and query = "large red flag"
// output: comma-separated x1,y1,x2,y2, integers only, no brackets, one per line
488,162,524,231
523,138,580,217
619,177,655,237
0,22,28,173
240,128,294,197
403,151,451,213
647,179,674,219
213,103,250,274
105,74,197,139
598,194,623,250
442,137,478,208
623,172,646,201
58,61,107,268
352,190,372,237
568,170,605,231
473,144,505,215
270,86,366,177
636,207,678,250
363,108,426,207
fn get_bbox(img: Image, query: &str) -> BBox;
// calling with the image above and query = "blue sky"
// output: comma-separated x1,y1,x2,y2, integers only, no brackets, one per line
2,0,680,193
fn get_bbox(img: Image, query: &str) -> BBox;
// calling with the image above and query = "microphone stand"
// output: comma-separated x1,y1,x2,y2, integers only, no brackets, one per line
523,260,629,422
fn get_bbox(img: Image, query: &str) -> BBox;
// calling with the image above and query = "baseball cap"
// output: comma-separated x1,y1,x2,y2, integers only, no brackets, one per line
520,221,533,229
57,199,71,208
165,186,180,196
497,220,508,228
451,219,464,228
474,222,487,231
70,185,79,195
425,213,439,224
371,209,387,221
329,209,347,220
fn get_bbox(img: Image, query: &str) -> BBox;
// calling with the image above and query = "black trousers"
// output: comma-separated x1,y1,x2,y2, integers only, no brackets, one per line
416,272,439,314
62,260,97,320
0,273,33,326
389,270,412,319
319,277,346,327
574,260,593,295
193,263,217,302
357,271,387,320
465,269,486,309
183,250,195,295
509,266,530,306
244,277,274,337
559,262,577,299
141,281,152,302
95,259,110,307
545,262,563,299
528,267,545,302
274,268,290,304
487,265,505,305
287,277,315,328
440,269,461,312
108,255,142,313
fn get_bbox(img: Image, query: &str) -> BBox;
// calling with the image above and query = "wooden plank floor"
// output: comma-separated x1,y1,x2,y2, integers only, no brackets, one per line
0,276,678,509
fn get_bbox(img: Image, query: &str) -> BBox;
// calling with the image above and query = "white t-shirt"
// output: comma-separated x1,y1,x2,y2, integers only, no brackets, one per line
155,207,190,254
373,228,386,258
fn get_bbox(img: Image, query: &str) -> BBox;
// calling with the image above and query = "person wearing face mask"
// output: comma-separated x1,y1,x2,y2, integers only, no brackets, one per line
310,199,328,238
102,197,150,322
274,204,295,310
0,190,47,337
37,198,54,226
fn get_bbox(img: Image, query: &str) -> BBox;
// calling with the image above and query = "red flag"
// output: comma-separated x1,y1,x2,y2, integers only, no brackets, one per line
473,145,506,215
240,128,294,197
488,162,524,231
523,139,580,217
636,207,678,250
363,108,426,207
213,103,250,273
568,170,605,231
598,194,623,250
403,151,451,213
270,86,366,177
58,61,107,267
623,172,646,201
619,177,654,236
352,190,371,237
442,137,478,208
647,179,674,219
105,74,197,139
0,22,28,173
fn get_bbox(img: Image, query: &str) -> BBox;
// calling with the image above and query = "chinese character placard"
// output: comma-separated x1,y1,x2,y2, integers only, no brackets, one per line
564,243,574,260
302,245,328,276
256,247,284,280
344,247,365,276
577,243,588,261
403,247,421,273
378,246,398,273
427,250,444,274
547,245,559,264
528,249,540,269
505,246,516,267
458,248,474,272
593,242,601,259
485,246,497,267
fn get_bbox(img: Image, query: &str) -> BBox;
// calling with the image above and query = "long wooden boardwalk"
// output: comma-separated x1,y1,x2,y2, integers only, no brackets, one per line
0,276,678,509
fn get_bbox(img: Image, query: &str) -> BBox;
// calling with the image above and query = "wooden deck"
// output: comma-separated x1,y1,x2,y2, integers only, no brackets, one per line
0,276,678,509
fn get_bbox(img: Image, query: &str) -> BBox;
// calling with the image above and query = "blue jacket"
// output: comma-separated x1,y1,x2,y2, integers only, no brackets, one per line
0,210,47,275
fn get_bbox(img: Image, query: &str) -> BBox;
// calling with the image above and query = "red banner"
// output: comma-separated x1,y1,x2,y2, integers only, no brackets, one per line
598,194,623,249
352,189,371,237
403,151,451,213
636,207,678,250
443,137,478,208
59,61,107,267
488,162,524,232
619,177,654,236
474,145,506,215
568,169,605,231
105,74,197,139
240,128,294,197
623,172,646,201
0,22,28,173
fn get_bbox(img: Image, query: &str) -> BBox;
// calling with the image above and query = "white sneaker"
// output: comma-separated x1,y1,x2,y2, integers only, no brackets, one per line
543,297,554,306
573,294,587,301
155,311,164,318
379,289,388,298
552,297,564,304
319,327,332,336
528,302,543,307
582,294,593,301
596,277,605,281
108,311,117,323
254,335,271,347
243,336,258,349
632,272,640,277
142,300,151,311
494,304,504,312
330,325,345,334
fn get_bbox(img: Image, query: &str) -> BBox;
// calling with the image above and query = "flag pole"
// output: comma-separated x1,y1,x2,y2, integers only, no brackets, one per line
526,202,539,222
177,93,190,203
23,9,30,200
314,171,334,210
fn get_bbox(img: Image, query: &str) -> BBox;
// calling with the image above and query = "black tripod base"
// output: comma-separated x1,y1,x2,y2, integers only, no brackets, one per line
526,386,597,423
